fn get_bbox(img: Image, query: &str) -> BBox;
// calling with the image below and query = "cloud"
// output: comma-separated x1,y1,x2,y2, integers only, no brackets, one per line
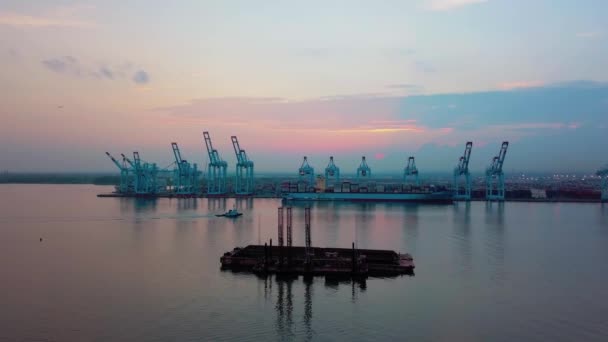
498,80,544,90
387,84,425,94
0,6,94,28
42,56,82,76
41,56,149,84
132,70,150,85
426,0,487,11
150,80,608,167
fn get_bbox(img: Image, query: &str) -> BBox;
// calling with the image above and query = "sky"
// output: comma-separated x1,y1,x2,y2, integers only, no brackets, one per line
0,0,607,174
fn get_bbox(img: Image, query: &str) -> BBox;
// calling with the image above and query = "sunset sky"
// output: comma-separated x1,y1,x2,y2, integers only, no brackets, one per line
1,0,607,173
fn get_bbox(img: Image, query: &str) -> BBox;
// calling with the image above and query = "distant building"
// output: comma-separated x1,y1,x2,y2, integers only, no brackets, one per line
530,188,547,199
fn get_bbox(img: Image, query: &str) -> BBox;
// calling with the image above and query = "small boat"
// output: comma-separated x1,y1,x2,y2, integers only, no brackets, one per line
216,206,243,218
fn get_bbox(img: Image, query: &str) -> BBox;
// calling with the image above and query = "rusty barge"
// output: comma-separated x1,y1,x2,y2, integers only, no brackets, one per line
220,207,415,279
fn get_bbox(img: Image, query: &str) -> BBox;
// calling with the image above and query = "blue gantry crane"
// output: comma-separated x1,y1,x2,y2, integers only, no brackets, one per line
231,135,254,195
485,141,509,201
453,142,473,200
324,156,340,188
356,156,371,180
597,164,608,202
122,152,161,195
203,131,227,195
171,142,199,195
105,151,131,193
298,156,315,185
404,156,419,186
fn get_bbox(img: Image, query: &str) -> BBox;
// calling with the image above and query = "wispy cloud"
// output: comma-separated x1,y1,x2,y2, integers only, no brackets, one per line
426,0,487,11
498,80,544,90
0,5,95,28
132,70,150,85
387,84,425,94
41,56,150,85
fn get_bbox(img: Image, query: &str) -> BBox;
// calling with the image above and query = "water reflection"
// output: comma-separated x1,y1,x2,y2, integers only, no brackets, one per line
484,201,505,227
303,277,313,341
452,202,472,276
119,198,158,215
176,198,197,211
402,204,419,240
234,197,253,210
600,203,608,228
207,198,227,211
484,202,506,284
259,274,368,342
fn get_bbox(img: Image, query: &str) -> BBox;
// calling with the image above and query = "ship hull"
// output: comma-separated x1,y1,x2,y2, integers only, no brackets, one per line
283,191,453,204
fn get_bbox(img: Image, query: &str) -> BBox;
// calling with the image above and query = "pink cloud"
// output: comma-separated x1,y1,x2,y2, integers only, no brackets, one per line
155,96,450,153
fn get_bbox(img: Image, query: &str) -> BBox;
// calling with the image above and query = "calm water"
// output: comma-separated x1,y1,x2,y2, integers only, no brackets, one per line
1,184,608,341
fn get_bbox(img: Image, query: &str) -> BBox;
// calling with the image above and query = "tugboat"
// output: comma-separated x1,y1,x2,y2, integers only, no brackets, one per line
216,205,243,218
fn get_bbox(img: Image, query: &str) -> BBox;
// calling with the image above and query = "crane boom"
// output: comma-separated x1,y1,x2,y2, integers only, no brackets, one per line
203,131,219,164
106,152,125,170
494,141,508,172
120,153,135,168
231,136,244,164
171,142,183,172
455,142,473,174
133,151,142,168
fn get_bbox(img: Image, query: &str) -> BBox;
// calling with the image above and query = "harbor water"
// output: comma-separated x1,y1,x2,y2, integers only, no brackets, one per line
1,184,608,341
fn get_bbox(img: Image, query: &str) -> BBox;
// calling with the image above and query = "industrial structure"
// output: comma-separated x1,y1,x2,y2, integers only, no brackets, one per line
171,142,199,195
298,156,315,185
324,156,340,188
453,142,473,200
356,156,371,180
203,131,227,195
122,152,161,195
403,156,419,186
231,136,254,195
485,141,509,201
597,164,608,202
105,152,131,193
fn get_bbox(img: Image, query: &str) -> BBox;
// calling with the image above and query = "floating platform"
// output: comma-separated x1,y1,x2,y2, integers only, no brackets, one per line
220,245,414,278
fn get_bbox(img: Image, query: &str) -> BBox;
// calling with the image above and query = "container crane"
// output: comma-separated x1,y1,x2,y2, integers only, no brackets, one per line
231,135,254,195
324,156,340,189
122,152,159,195
298,156,315,186
171,142,199,195
121,153,142,194
404,156,419,186
203,131,227,195
105,152,131,193
453,142,473,200
485,141,509,201
356,156,371,180
597,164,608,202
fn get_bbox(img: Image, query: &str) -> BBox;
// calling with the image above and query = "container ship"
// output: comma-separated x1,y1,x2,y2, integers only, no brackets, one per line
282,156,453,203
280,177,453,204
